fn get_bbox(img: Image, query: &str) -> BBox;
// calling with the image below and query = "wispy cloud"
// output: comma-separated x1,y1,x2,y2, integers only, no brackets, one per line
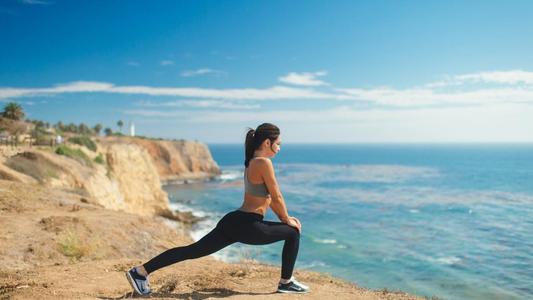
338,86,533,106
0,80,343,100
127,61,140,67
427,70,533,88
135,99,260,109
337,70,533,106
180,68,225,77
160,60,174,66
3,70,533,108
279,71,328,86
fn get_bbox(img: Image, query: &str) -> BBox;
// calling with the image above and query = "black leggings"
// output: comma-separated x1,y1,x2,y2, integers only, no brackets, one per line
143,210,300,279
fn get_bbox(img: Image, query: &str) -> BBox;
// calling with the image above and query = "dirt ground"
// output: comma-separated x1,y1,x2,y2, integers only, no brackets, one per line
0,180,422,300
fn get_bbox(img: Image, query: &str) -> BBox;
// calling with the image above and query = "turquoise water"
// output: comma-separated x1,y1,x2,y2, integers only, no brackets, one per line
163,144,533,300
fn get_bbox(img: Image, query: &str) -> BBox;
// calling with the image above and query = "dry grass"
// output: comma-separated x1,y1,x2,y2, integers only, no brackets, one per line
5,151,61,182
57,227,104,262
237,246,263,275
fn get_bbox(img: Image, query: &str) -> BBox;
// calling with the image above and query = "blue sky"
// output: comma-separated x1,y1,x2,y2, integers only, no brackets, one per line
1,0,533,143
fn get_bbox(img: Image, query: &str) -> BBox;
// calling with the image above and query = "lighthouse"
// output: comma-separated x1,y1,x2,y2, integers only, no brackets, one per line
129,121,135,137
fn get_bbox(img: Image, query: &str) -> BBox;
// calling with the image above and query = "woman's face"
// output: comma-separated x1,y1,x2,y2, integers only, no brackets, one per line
267,136,281,157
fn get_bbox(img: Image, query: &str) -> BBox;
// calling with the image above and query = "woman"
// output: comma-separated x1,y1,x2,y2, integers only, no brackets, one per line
126,123,309,295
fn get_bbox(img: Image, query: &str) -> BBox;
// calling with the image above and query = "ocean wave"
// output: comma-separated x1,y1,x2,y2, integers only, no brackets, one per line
217,169,242,182
159,218,182,231
300,260,328,269
313,238,337,244
189,218,218,241
435,256,462,265
168,201,219,244
168,202,209,218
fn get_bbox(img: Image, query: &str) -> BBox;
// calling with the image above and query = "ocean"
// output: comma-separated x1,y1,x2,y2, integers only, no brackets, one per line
163,143,533,300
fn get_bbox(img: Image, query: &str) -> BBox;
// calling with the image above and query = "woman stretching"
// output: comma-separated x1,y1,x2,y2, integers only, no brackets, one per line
126,123,309,295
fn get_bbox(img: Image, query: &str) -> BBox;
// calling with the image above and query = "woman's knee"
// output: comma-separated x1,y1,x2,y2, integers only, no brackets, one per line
286,226,300,240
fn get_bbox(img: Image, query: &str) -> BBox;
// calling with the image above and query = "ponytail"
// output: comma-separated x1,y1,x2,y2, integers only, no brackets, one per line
243,123,280,167
244,128,256,167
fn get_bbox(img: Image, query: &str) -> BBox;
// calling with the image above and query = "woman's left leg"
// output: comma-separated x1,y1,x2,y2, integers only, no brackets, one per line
142,224,234,275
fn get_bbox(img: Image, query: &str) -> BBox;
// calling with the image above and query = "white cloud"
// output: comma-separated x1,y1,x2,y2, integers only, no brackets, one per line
160,60,174,66
127,61,140,67
3,70,533,108
0,81,342,100
455,70,533,85
279,71,328,86
427,70,533,88
336,70,533,106
337,86,533,106
180,68,225,77
135,99,260,109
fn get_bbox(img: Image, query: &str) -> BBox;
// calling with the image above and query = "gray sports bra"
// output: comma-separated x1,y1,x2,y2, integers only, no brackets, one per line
244,167,270,197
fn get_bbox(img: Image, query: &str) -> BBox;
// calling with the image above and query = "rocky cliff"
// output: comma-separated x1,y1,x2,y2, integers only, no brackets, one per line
117,137,221,184
0,137,221,216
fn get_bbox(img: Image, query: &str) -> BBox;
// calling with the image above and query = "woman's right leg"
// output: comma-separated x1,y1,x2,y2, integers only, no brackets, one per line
142,224,234,275
234,220,300,280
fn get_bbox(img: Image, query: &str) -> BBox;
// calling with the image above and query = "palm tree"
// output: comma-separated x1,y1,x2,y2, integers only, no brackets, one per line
2,102,25,121
104,127,113,137
93,123,102,136
55,121,64,131
78,123,90,135
66,123,78,133
117,120,124,133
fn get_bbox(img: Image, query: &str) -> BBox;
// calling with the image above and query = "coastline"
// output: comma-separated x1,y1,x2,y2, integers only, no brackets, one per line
0,137,424,299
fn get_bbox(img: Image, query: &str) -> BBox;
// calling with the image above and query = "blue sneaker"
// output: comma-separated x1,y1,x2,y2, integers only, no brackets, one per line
277,276,310,293
125,267,151,295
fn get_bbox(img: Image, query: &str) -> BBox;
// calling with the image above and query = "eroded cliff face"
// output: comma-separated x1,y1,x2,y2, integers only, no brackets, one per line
0,147,154,215
0,137,220,216
124,137,221,183
101,142,168,216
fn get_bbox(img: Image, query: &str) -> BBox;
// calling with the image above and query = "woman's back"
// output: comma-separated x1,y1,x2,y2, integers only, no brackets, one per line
240,158,272,215
244,158,270,197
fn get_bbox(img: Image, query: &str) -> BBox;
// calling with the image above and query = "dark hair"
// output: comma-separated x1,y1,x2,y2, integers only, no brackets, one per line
244,123,280,167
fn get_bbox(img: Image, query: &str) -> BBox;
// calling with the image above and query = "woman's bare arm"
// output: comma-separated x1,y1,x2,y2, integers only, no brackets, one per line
257,158,290,223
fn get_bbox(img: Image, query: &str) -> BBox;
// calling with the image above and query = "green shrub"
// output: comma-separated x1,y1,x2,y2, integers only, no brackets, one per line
67,135,97,151
55,145,93,167
94,153,104,164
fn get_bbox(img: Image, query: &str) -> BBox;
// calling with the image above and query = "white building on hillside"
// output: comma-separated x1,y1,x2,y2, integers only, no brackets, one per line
129,121,135,137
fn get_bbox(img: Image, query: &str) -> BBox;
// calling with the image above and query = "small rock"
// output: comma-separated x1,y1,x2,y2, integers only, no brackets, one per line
16,284,29,289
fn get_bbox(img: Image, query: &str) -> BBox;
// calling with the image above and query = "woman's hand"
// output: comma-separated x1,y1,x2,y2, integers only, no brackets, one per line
286,216,302,233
